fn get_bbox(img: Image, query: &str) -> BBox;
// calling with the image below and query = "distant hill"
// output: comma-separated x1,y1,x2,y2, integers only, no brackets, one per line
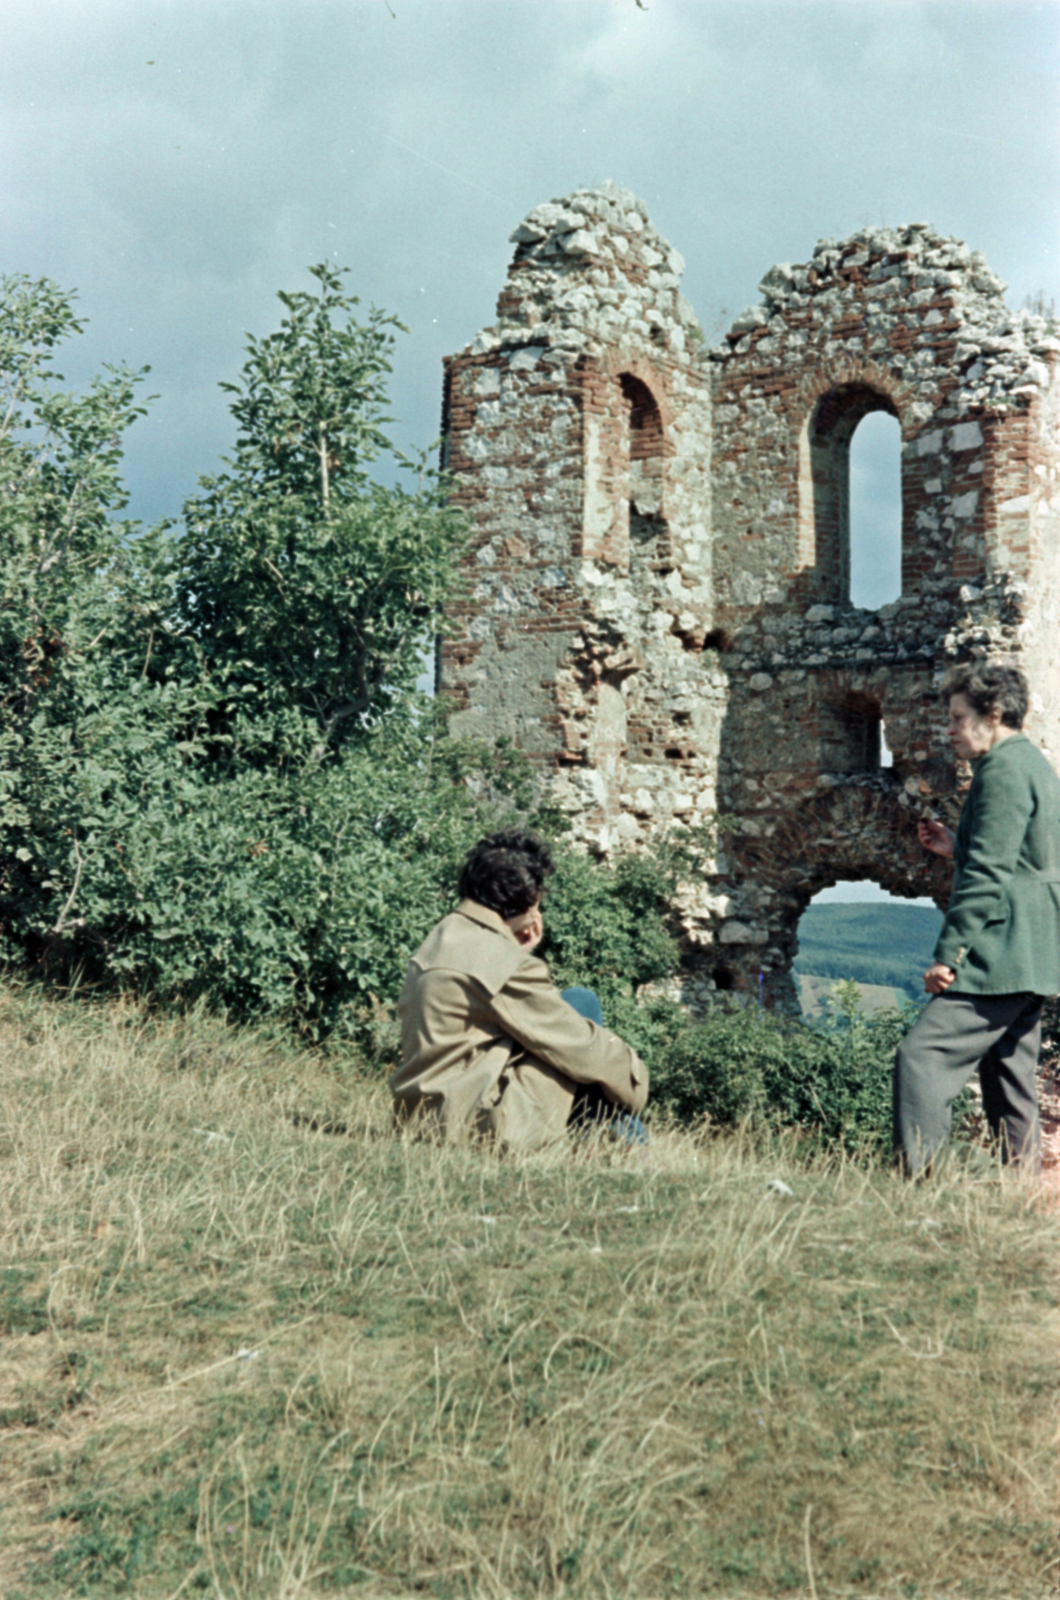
793,901,943,1007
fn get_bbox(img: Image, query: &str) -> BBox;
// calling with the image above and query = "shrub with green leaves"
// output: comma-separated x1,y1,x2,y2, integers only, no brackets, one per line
538,846,682,1011
3,707,534,1038
0,268,477,1035
646,987,916,1149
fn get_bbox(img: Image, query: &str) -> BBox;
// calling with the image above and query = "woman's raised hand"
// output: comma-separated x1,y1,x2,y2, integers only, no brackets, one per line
918,817,955,858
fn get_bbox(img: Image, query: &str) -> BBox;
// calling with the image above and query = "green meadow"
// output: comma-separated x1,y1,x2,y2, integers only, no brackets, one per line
1,985,1055,1600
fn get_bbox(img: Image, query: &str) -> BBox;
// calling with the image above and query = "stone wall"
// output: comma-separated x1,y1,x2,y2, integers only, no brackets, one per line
440,185,1060,1011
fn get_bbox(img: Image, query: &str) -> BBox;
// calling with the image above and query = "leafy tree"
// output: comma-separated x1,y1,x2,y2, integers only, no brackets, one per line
173,264,465,755
0,268,488,1036
0,272,152,728
0,274,167,950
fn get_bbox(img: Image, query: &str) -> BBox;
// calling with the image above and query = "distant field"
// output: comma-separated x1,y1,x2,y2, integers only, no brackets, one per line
796,972,905,1017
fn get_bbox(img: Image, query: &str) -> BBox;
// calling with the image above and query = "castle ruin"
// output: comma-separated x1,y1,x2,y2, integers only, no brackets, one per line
439,184,1060,1010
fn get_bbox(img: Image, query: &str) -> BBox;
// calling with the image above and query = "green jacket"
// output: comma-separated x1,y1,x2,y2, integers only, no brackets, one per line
935,733,1060,996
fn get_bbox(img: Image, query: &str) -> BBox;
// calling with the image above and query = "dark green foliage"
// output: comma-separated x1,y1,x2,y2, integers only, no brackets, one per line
2,699,535,1039
0,273,152,665
0,270,475,1038
794,901,943,1001
538,846,682,1011
644,989,920,1150
173,266,465,755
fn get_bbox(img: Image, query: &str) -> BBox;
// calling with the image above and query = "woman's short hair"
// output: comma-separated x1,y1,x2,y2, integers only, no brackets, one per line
942,662,1029,730
457,830,555,919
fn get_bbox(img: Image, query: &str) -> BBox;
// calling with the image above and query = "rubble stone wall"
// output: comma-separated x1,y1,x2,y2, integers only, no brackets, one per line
440,185,1060,1011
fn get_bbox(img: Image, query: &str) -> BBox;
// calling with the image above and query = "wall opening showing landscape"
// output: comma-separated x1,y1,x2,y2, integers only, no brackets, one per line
793,883,943,1017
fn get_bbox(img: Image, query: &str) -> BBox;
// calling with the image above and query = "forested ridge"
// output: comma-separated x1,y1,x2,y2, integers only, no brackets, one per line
794,901,943,1002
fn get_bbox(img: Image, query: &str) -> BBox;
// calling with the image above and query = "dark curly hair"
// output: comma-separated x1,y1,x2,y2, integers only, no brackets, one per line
457,830,554,919
942,663,1028,730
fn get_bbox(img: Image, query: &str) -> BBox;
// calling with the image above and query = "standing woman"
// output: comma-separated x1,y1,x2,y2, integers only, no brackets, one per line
895,663,1060,1175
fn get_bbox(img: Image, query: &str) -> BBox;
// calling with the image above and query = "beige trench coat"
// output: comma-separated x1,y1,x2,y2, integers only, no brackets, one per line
392,900,648,1150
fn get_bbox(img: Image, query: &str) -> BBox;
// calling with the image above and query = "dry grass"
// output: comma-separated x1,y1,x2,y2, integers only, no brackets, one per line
0,983,1056,1600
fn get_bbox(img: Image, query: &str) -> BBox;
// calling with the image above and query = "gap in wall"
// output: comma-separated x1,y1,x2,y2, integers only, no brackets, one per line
850,411,901,611
794,881,943,1017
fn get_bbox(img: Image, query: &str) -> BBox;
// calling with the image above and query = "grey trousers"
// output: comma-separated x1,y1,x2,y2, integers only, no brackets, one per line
893,991,1043,1175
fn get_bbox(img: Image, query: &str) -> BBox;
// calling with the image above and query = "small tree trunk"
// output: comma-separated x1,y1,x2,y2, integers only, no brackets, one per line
319,422,330,511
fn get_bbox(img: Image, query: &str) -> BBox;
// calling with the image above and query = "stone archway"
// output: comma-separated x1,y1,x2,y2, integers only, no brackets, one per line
718,776,952,1009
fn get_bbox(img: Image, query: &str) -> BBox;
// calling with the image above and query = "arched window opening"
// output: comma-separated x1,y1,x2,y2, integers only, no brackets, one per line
793,881,942,1018
800,384,900,608
880,720,893,768
819,691,882,775
621,373,664,460
620,374,669,570
849,411,902,610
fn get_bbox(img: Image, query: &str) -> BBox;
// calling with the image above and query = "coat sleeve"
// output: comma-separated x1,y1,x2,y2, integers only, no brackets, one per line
933,753,1034,972
487,958,648,1113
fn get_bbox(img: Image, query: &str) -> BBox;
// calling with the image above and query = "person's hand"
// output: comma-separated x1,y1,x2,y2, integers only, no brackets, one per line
509,906,543,951
923,962,956,995
918,817,955,857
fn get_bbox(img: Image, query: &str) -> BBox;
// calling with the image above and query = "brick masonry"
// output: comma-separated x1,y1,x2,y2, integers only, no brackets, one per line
439,183,1060,1011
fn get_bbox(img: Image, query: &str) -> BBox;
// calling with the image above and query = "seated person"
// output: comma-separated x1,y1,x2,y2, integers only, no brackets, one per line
392,830,648,1150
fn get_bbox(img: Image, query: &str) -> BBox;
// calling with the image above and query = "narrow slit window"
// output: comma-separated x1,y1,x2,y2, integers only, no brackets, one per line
620,373,669,567
819,693,882,774
849,411,901,610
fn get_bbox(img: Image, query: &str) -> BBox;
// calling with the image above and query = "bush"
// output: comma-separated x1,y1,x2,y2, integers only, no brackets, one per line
636,986,922,1152
637,981,976,1156
0,268,473,1038
538,847,682,1012
2,707,543,1041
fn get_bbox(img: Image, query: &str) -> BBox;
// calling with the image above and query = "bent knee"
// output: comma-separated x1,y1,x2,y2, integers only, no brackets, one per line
626,1079,649,1117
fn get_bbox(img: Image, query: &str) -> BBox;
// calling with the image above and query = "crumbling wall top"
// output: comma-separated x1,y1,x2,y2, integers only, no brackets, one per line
464,181,701,362
712,222,1058,412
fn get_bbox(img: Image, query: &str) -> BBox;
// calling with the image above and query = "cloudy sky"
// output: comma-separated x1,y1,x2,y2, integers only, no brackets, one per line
4,0,1056,531
2,0,1056,906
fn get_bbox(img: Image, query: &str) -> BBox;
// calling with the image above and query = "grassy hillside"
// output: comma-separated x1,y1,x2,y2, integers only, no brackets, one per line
794,901,944,1004
1,985,1056,1600
796,973,905,1019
